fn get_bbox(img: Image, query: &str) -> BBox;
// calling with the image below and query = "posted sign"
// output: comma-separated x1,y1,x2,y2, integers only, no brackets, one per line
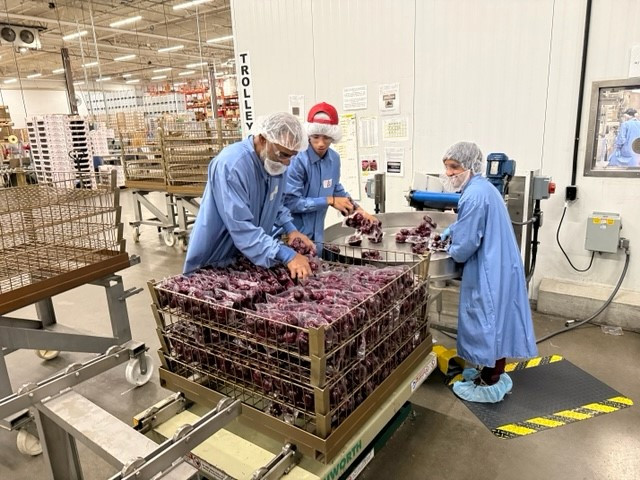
237,52,255,135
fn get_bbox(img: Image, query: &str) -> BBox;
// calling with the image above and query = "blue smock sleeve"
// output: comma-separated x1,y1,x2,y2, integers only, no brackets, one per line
213,164,295,267
274,203,296,234
284,156,329,213
447,195,486,264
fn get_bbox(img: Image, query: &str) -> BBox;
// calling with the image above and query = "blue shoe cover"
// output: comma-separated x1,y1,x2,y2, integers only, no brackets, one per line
462,368,480,381
452,373,512,403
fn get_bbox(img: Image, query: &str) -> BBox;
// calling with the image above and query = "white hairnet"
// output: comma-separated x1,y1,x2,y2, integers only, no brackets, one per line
442,141,484,175
252,112,307,152
306,122,342,143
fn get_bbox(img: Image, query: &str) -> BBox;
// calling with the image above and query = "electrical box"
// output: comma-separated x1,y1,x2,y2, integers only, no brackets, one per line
585,212,621,253
532,176,554,200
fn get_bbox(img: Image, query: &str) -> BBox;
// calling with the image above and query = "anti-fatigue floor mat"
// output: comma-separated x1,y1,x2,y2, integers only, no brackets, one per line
453,355,634,438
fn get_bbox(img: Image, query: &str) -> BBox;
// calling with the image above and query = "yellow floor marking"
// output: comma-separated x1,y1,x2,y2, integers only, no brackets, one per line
497,424,537,436
550,355,564,362
554,410,592,420
583,403,617,413
527,417,565,428
527,358,542,368
609,396,634,406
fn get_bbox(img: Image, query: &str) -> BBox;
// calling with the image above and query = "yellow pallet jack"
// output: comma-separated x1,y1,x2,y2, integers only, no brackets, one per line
432,344,467,385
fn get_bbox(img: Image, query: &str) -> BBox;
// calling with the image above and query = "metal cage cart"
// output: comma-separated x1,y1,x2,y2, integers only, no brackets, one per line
163,118,241,251
120,129,179,247
150,246,434,462
0,169,141,399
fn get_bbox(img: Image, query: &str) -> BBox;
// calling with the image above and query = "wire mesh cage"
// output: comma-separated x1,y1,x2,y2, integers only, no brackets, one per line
151,246,431,438
162,119,220,191
0,170,123,300
120,130,166,187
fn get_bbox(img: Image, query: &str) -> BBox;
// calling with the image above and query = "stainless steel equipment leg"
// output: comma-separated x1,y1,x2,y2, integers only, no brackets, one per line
0,348,11,397
35,298,56,327
34,407,84,480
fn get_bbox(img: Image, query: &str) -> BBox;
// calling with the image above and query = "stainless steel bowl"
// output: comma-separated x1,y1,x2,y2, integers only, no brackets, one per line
323,211,462,281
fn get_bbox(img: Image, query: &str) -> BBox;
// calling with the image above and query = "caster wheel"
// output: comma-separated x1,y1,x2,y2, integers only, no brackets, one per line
16,429,42,456
163,230,176,247
132,227,140,243
125,353,154,387
178,238,188,252
36,350,60,360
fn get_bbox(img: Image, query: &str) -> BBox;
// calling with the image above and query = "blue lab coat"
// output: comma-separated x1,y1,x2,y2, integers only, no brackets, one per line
608,118,640,167
183,136,297,273
283,145,351,248
447,175,538,367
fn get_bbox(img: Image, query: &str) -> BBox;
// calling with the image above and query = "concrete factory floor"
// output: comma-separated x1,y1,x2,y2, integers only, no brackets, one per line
1,191,639,480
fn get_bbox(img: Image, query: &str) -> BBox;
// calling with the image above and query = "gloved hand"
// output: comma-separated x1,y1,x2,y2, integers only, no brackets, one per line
440,227,451,241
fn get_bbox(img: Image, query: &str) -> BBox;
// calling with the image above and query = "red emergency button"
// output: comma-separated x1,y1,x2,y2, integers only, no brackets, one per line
549,182,556,194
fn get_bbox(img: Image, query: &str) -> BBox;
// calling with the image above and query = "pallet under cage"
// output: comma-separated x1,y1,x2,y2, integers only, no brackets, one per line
0,170,128,314
150,247,431,440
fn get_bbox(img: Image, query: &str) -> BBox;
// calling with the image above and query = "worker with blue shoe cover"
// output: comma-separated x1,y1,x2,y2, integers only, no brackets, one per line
440,141,538,403
184,112,315,280
282,102,377,252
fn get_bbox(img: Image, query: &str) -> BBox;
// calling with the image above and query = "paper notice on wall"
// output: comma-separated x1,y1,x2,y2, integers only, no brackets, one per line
358,116,378,148
629,45,640,77
384,147,404,177
360,153,379,178
343,85,368,111
288,94,305,120
379,83,400,115
382,117,408,141
332,113,360,200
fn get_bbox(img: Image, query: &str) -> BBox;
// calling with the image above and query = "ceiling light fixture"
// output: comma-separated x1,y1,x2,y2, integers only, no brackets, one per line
173,0,212,11
173,82,187,86
82,61,99,68
122,73,133,78
151,75,167,80
52,68,65,74
95,77,112,82
26,73,42,79
153,67,172,73
109,15,142,28
186,61,207,68
178,70,196,76
206,35,233,43
73,81,84,86
158,45,184,53
115,54,136,61
62,30,88,41
3,78,17,84
126,79,140,84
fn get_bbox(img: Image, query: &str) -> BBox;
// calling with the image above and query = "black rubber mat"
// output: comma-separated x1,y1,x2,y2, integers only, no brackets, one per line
455,356,633,438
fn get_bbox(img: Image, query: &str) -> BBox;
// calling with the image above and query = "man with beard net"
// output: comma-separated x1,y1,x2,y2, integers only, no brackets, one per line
441,141,537,403
184,112,315,280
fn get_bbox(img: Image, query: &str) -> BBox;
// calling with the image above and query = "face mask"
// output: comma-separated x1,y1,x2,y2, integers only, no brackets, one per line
439,170,471,192
260,149,288,176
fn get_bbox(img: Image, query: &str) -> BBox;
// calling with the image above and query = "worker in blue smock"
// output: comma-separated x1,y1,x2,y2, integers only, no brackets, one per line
439,142,537,403
608,108,640,167
184,112,315,279
283,102,377,250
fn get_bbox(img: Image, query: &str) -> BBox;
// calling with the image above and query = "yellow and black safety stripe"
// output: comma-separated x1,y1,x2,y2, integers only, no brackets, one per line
504,354,564,372
493,395,634,438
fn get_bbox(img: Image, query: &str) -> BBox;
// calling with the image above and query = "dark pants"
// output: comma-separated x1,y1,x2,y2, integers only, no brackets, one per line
479,358,506,385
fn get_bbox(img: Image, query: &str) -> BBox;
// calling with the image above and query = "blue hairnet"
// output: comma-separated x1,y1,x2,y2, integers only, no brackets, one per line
253,112,307,152
442,141,484,175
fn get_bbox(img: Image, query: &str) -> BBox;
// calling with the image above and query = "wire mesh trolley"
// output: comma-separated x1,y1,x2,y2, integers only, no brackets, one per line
0,169,138,397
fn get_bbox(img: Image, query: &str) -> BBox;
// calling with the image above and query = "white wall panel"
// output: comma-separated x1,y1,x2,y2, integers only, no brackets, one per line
0,89,71,128
232,0,640,304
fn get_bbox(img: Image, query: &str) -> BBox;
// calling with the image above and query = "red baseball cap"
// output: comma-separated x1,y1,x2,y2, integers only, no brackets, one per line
307,102,339,125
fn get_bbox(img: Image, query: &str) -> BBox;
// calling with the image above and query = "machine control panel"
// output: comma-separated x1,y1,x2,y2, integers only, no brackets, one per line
585,212,621,253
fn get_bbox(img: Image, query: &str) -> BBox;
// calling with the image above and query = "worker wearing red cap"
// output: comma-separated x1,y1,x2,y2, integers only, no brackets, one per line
282,102,377,251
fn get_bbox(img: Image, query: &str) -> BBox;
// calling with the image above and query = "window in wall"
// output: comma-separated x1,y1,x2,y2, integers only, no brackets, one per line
584,77,640,177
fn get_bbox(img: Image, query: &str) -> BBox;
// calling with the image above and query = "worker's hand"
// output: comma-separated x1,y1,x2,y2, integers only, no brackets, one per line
288,230,317,256
328,196,355,216
440,227,451,241
287,253,312,280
